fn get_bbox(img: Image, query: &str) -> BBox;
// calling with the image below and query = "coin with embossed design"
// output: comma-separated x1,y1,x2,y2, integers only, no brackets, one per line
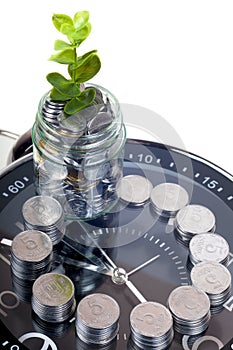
130,301,174,349
150,183,189,217
76,293,120,345
189,232,229,266
191,261,231,306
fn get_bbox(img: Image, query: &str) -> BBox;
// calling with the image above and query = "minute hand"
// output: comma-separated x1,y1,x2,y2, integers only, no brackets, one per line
127,254,160,276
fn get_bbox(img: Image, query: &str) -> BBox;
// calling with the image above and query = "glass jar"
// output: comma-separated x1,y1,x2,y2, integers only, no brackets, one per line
32,84,126,220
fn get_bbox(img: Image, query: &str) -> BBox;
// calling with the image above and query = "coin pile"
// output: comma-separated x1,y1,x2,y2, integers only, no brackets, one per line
189,232,229,266
22,195,65,245
42,88,114,136
130,302,174,349
175,204,216,244
167,286,211,335
191,262,231,307
35,90,124,220
32,273,76,323
150,183,189,218
42,96,65,127
117,175,153,206
11,230,53,281
76,293,120,345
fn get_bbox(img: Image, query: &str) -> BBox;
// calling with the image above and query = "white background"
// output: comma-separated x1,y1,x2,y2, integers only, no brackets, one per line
0,0,233,173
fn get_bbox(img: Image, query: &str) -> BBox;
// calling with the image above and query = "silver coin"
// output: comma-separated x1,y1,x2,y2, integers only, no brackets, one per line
150,183,189,217
87,112,113,134
191,262,231,304
12,230,52,262
76,293,120,345
32,273,76,323
76,104,101,122
42,105,61,116
117,175,153,206
189,232,229,265
11,230,53,281
77,293,120,329
58,112,87,136
168,286,210,322
45,96,65,108
175,204,216,237
130,302,173,339
33,273,75,307
22,196,63,228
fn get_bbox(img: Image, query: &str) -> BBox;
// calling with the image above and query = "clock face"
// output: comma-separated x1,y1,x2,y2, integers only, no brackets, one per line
0,139,233,350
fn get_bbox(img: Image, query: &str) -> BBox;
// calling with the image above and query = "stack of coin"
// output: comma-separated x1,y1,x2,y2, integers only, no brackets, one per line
150,183,189,218
32,312,71,338
130,302,174,349
32,273,76,323
175,204,216,244
167,286,211,335
191,262,231,307
22,195,65,245
189,232,229,266
117,175,153,206
76,293,120,345
11,230,53,281
42,96,65,126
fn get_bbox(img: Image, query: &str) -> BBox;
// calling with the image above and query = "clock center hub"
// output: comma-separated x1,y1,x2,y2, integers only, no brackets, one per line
112,267,128,285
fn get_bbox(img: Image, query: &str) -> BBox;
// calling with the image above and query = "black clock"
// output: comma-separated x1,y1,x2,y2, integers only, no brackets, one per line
0,138,233,350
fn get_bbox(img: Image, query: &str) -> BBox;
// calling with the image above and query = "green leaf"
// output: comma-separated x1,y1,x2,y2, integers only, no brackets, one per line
77,50,97,64
46,72,80,97
68,50,97,78
49,49,75,64
50,88,69,101
70,23,92,44
54,40,72,51
73,11,89,30
64,88,96,114
70,53,101,83
60,23,75,36
52,14,73,32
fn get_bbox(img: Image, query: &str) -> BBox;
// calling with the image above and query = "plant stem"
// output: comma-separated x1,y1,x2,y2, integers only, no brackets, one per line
72,47,77,82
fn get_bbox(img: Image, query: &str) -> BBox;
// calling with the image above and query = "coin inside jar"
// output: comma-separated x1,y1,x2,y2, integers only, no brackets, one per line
189,232,230,266
175,204,216,243
76,293,120,345
116,175,153,206
11,230,53,281
58,112,87,137
150,183,189,218
32,273,76,323
130,301,174,349
190,261,231,307
87,111,113,134
167,285,210,335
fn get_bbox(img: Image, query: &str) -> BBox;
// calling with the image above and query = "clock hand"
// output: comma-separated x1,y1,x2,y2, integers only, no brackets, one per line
127,254,160,277
78,224,117,269
59,255,113,276
112,267,147,303
125,279,147,303
81,228,148,303
62,235,107,269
